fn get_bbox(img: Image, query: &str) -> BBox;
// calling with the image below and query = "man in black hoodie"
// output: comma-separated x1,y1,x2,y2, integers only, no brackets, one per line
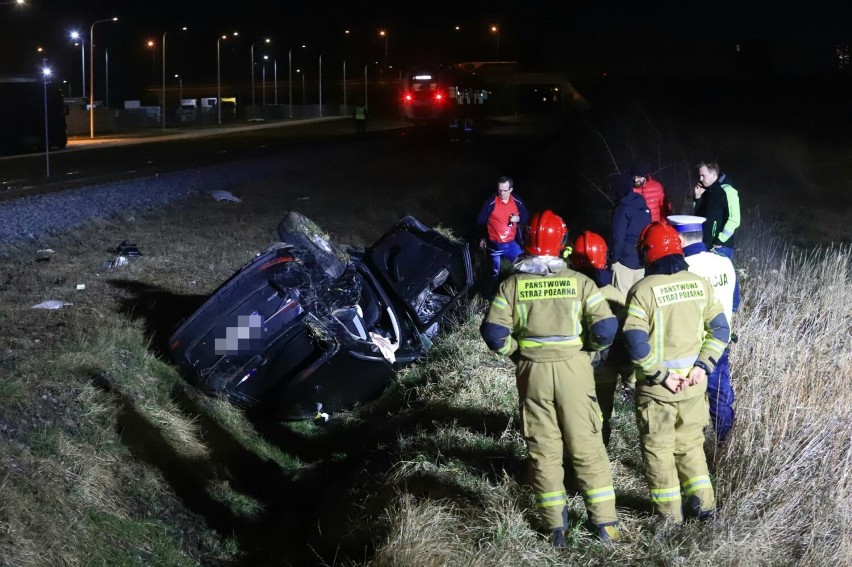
609,174,652,296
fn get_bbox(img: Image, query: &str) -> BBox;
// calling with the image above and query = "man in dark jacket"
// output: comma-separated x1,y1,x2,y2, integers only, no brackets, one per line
693,162,740,257
609,174,652,296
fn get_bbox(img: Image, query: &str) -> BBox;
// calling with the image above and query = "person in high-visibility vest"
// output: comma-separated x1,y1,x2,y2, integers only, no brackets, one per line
353,103,367,134
481,210,622,547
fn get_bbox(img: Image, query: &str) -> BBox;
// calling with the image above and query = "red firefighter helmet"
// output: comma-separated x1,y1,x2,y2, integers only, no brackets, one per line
637,221,683,265
571,231,608,270
525,210,567,256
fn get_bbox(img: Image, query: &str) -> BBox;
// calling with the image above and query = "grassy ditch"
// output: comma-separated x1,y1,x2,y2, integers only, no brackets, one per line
1,125,850,565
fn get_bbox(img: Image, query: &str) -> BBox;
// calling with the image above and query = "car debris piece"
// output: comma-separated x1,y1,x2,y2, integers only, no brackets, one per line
168,211,473,420
32,300,73,310
111,241,142,257
209,190,242,203
36,249,55,262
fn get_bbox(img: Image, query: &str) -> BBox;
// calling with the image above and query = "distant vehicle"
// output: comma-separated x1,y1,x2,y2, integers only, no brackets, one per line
0,76,68,155
402,66,491,126
168,212,473,420
176,99,198,122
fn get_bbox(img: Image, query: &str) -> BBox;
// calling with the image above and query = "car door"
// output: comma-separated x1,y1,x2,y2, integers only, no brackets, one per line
366,216,473,332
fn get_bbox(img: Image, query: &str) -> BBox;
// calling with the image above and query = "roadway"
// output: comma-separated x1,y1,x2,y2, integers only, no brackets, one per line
0,114,410,202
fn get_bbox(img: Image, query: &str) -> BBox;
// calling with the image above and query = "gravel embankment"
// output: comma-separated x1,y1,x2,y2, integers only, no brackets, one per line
0,163,255,252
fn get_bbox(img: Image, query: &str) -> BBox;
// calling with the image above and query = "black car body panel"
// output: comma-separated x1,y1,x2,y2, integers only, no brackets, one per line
168,212,472,419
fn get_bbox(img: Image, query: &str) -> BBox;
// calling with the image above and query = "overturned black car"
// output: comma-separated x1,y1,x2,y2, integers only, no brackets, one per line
168,212,473,419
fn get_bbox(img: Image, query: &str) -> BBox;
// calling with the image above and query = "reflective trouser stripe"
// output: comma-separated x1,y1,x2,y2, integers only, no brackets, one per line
519,357,618,529
518,336,582,349
682,475,713,496
536,490,568,509
585,485,616,505
636,394,715,522
651,486,682,504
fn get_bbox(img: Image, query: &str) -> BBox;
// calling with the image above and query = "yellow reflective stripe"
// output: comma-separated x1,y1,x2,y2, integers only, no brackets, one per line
491,296,508,310
497,339,513,355
586,291,605,309
517,303,528,331
682,475,712,495
650,486,682,503
519,337,583,349
572,300,582,337
704,337,726,355
627,304,646,319
654,310,664,366
536,490,567,508
584,485,615,504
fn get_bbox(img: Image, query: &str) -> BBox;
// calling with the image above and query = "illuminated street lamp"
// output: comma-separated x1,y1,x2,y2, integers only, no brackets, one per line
262,55,268,105
89,16,118,139
69,31,86,97
174,74,182,102
162,27,187,131
251,37,270,107
288,48,293,117
146,39,156,85
217,31,239,125
378,30,388,70
490,25,500,61
42,64,51,177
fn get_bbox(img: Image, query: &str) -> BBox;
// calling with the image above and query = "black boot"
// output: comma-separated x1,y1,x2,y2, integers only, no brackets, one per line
685,495,715,522
551,528,566,549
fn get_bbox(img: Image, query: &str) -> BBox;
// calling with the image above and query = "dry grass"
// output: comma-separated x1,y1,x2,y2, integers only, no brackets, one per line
0,115,849,565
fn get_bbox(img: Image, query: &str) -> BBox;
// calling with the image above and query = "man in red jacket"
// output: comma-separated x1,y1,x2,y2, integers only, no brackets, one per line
632,160,671,223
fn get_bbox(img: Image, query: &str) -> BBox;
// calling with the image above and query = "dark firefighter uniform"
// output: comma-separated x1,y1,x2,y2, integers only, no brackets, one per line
481,260,620,532
624,269,730,521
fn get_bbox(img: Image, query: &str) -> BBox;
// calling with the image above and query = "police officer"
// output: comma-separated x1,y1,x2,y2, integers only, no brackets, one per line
624,221,730,522
668,215,738,442
481,211,622,547
569,231,633,447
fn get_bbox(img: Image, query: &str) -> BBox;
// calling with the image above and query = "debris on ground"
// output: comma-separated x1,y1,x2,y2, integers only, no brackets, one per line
32,300,73,310
111,241,142,257
35,249,55,262
209,190,242,203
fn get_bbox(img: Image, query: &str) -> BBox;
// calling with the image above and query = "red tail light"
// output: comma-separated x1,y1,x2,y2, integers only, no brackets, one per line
404,92,412,102
434,92,443,102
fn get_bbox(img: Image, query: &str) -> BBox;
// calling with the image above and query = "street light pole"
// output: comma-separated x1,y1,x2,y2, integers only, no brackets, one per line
251,38,271,108
261,57,266,106
288,48,293,118
217,32,238,125
89,17,117,139
379,30,388,70
175,74,182,102
273,59,278,105
318,54,322,117
490,25,500,61
162,27,187,131
217,35,223,125
42,64,50,177
70,32,86,98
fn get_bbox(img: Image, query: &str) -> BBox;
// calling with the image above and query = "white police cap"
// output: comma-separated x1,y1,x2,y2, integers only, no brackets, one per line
667,215,706,232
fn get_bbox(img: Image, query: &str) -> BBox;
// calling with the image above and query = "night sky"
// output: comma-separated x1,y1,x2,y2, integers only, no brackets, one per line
1,1,849,103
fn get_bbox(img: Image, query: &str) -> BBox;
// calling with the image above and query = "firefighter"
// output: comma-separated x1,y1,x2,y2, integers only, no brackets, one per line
569,231,634,447
481,211,622,547
623,222,730,522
